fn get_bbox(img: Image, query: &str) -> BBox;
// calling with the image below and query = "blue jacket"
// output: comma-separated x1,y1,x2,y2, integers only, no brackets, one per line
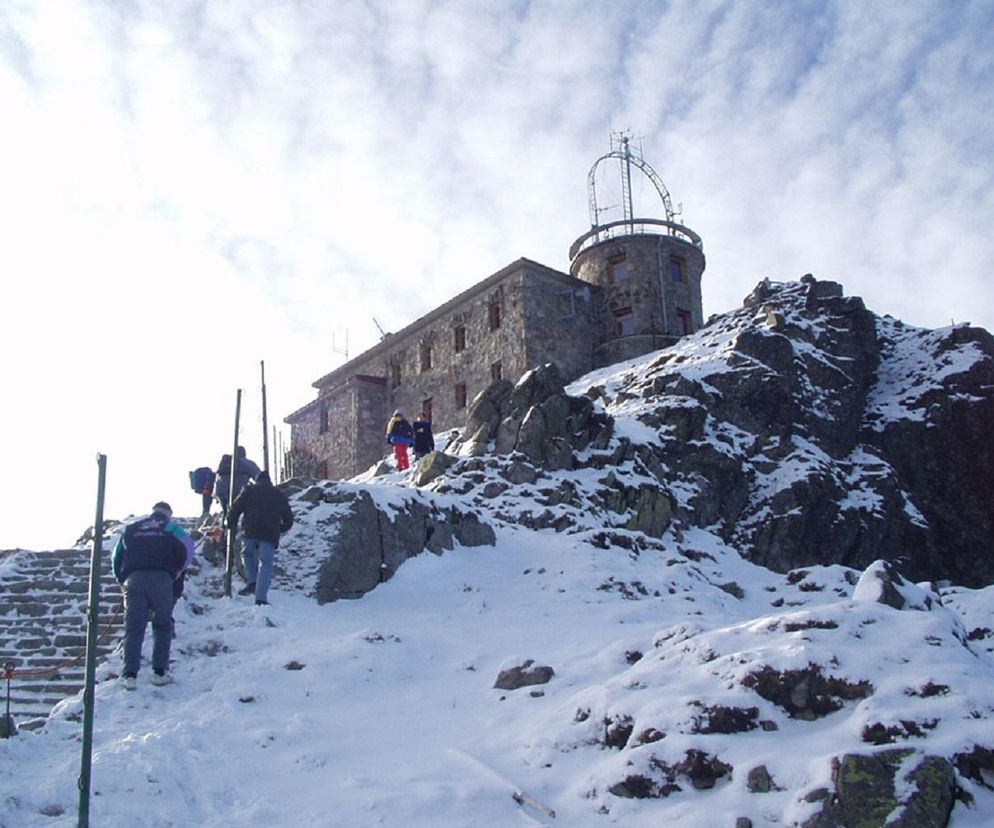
112,512,191,583
386,416,414,446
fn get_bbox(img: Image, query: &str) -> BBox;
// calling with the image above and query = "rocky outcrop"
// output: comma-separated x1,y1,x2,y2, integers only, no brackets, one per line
279,482,496,603
454,363,613,469
438,276,994,588
801,750,957,828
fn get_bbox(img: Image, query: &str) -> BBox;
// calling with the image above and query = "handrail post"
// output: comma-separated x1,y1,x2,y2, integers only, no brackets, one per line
78,453,107,827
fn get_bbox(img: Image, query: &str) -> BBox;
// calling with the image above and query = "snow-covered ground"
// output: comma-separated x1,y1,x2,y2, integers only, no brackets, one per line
2,512,994,826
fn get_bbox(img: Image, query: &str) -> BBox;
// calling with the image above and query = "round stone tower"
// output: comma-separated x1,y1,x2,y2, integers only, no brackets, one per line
569,136,705,368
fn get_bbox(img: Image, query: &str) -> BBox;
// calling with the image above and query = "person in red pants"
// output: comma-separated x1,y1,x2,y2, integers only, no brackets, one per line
385,410,414,471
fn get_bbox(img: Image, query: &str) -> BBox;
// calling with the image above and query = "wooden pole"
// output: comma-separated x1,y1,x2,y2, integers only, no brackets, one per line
78,453,107,827
224,389,242,598
260,361,270,474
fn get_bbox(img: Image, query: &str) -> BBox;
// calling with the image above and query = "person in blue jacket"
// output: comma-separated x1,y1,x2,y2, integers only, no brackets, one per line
112,502,193,689
386,410,414,470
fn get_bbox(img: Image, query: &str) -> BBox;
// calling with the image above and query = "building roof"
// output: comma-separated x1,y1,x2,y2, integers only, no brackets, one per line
309,256,582,392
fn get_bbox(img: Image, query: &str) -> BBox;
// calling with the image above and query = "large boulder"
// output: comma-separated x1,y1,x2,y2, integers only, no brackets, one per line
284,484,495,604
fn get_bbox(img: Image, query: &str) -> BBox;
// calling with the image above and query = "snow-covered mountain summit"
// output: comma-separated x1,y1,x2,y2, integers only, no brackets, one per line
2,276,993,827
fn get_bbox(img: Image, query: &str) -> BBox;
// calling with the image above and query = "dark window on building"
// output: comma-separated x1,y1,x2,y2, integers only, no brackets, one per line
454,325,466,352
455,383,468,408
610,255,628,285
318,460,328,479
391,363,401,388
677,308,694,335
670,256,685,282
488,301,501,331
613,307,635,337
420,342,433,372
319,404,329,434
491,361,502,382
422,398,433,422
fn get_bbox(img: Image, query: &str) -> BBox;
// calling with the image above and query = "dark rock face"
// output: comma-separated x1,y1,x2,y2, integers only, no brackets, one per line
493,659,555,690
583,277,994,587
609,749,733,799
741,663,873,720
285,484,495,603
456,363,613,470
801,750,956,828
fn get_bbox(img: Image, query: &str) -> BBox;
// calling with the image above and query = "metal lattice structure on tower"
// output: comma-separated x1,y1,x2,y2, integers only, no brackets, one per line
572,133,700,260
587,133,676,228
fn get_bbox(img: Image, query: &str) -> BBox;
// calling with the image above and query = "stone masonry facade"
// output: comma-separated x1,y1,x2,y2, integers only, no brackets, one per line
287,227,705,480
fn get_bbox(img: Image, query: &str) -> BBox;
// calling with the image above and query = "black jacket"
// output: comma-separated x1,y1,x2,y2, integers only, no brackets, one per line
413,419,434,454
228,476,294,544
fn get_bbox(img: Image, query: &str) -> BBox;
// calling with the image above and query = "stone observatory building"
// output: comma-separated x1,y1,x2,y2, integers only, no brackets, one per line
286,138,706,480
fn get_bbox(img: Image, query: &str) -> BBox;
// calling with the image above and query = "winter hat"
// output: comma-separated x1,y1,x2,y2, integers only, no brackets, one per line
152,501,173,518
393,409,403,416
255,470,271,485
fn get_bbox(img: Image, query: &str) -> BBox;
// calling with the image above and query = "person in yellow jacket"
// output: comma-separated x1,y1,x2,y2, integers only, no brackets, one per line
386,410,414,470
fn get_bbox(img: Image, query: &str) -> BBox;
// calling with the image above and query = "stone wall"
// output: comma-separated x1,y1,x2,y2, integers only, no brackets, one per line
290,375,387,479
570,232,705,368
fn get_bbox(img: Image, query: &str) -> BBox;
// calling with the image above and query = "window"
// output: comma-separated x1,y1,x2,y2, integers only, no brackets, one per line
422,398,433,423
677,308,694,335
610,255,628,285
454,325,466,353
491,361,502,382
488,301,501,331
420,342,433,372
455,383,468,408
670,256,685,283
319,404,329,435
390,363,401,388
613,307,635,337
318,460,328,480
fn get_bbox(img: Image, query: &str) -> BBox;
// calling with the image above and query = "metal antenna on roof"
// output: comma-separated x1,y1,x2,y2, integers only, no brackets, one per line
372,317,390,341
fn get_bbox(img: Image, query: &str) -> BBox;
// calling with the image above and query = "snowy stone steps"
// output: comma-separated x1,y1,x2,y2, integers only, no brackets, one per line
0,547,125,726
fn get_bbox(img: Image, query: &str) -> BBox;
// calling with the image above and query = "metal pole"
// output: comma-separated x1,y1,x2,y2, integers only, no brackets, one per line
224,390,242,598
78,453,107,828
260,361,270,474
272,426,278,482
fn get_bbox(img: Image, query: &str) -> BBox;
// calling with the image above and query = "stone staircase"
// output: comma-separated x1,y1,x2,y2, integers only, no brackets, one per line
0,547,123,731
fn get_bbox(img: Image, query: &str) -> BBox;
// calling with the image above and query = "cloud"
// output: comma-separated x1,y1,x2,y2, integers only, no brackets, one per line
1,0,992,548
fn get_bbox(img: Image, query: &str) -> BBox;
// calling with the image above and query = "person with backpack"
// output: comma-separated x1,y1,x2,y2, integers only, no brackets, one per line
228,470,294,605
112,501,193,688
189,466,216,519
215,446,261,518
386,410,414,471
412,413,435,461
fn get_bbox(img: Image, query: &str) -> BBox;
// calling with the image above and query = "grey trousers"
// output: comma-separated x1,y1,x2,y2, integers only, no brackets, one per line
123,570,174,676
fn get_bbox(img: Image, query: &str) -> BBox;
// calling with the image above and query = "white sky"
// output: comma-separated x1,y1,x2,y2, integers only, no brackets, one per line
2,0,992,550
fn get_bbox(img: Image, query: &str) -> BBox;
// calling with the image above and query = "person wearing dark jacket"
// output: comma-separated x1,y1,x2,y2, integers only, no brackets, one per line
112,502,192,688
228,470,294,605
412,413,435,461
215,446,261,517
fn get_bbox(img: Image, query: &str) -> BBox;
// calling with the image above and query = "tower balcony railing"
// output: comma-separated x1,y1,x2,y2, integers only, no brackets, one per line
569,218,703,261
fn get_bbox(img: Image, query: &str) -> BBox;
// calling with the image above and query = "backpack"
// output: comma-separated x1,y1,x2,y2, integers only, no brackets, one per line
190,466,215,492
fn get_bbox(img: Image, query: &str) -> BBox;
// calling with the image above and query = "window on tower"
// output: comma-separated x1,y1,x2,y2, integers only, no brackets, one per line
613,307,635,337
455,383,468,408
391,363,402,388
491,361,503,382
610,255,629,285
454,325,467,353
488,301,502,331
677,308,694,335
420,342,433,372
670,256,685,283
